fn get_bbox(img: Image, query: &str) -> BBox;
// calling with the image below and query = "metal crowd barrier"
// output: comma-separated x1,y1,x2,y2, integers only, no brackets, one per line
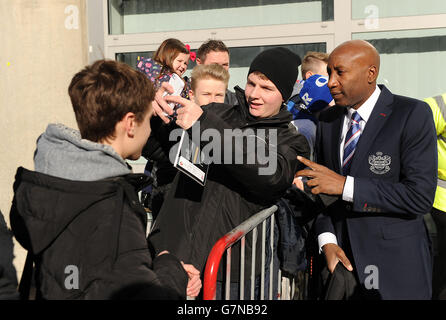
203,205,295,300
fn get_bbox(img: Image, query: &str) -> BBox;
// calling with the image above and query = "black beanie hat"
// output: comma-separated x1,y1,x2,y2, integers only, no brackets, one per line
248,47,301,101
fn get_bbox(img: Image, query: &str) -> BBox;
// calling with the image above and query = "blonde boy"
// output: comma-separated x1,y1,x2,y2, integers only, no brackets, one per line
189,64,230,106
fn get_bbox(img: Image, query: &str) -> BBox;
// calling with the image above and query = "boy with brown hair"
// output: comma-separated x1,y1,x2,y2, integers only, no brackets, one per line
10,59,200,300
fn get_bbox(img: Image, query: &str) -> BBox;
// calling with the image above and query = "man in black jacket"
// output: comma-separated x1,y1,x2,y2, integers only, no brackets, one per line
10,60,201,300
148,48,310,298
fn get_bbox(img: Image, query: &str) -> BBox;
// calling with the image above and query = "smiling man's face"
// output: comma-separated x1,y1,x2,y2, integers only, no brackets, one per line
244,72,283,118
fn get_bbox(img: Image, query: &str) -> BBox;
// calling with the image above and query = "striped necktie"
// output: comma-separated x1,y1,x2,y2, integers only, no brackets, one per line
342,111,362,175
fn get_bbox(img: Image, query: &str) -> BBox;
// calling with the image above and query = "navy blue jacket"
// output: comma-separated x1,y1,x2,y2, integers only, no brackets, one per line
315,85,437,299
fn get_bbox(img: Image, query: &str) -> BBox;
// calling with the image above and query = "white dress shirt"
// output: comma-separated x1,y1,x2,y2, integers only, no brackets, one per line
318,86,381,252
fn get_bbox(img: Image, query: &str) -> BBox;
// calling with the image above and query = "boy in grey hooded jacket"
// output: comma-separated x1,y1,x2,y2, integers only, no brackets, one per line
10,60,201,300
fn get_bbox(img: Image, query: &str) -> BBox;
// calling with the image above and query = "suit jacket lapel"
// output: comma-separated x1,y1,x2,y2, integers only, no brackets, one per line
329,107,345,173
349,85,394,175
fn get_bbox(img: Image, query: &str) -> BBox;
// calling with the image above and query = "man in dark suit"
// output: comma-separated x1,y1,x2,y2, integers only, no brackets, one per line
297,40,437,299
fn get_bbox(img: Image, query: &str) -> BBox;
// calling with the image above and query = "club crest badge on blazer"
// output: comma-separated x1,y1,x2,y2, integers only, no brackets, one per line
368,152,391,174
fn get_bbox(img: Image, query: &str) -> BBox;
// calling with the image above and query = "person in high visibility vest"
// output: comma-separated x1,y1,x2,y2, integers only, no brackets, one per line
425,93,446,300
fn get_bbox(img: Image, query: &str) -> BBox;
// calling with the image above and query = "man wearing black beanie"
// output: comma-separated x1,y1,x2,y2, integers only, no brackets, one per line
248,47,301,102
146,47,310,299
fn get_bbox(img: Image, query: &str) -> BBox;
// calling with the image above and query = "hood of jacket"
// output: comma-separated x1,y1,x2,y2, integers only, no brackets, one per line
12,123,149,255
34,123,132,181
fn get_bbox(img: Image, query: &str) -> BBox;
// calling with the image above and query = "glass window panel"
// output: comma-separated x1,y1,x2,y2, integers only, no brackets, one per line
353,28,446,100
116,42,326,92
216,43,327,90
109,0,334,35
352,0,446,19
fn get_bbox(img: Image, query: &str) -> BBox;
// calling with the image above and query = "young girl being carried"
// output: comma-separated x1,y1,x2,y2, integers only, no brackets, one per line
137,38,194,106
136,38,195,218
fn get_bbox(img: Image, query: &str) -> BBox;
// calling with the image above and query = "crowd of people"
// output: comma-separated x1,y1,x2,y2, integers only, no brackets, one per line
0,36,444,300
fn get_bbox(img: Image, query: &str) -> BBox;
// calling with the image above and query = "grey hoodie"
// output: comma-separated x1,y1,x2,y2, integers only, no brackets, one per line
34,123,132,181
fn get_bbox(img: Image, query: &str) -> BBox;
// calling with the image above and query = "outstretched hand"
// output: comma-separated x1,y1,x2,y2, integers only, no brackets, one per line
296,156,346,195
164,95,203,130
158,251,202,297
153,82,175,123
152,82,203,129
181,262,202,298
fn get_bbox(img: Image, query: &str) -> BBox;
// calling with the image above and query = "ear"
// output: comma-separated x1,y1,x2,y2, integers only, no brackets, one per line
305,71,314,80
368,65,378,83
196,58,203,65
122,112,137,138
189,89,195,100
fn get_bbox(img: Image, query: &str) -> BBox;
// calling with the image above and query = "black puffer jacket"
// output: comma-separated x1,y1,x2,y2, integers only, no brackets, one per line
149,86,310,280
10,167,187,300
0,211,19,299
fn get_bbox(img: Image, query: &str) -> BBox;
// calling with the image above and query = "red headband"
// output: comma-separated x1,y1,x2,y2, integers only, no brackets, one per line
185,44,196,62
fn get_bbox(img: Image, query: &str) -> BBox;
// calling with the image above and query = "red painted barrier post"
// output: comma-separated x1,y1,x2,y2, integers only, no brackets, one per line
202,205,278,300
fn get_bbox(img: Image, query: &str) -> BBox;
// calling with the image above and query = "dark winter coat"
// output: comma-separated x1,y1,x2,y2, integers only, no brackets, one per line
0,211,19,300
10,167,188,300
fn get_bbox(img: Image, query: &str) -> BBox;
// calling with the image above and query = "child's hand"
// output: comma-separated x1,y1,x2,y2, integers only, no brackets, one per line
164,95,203,130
